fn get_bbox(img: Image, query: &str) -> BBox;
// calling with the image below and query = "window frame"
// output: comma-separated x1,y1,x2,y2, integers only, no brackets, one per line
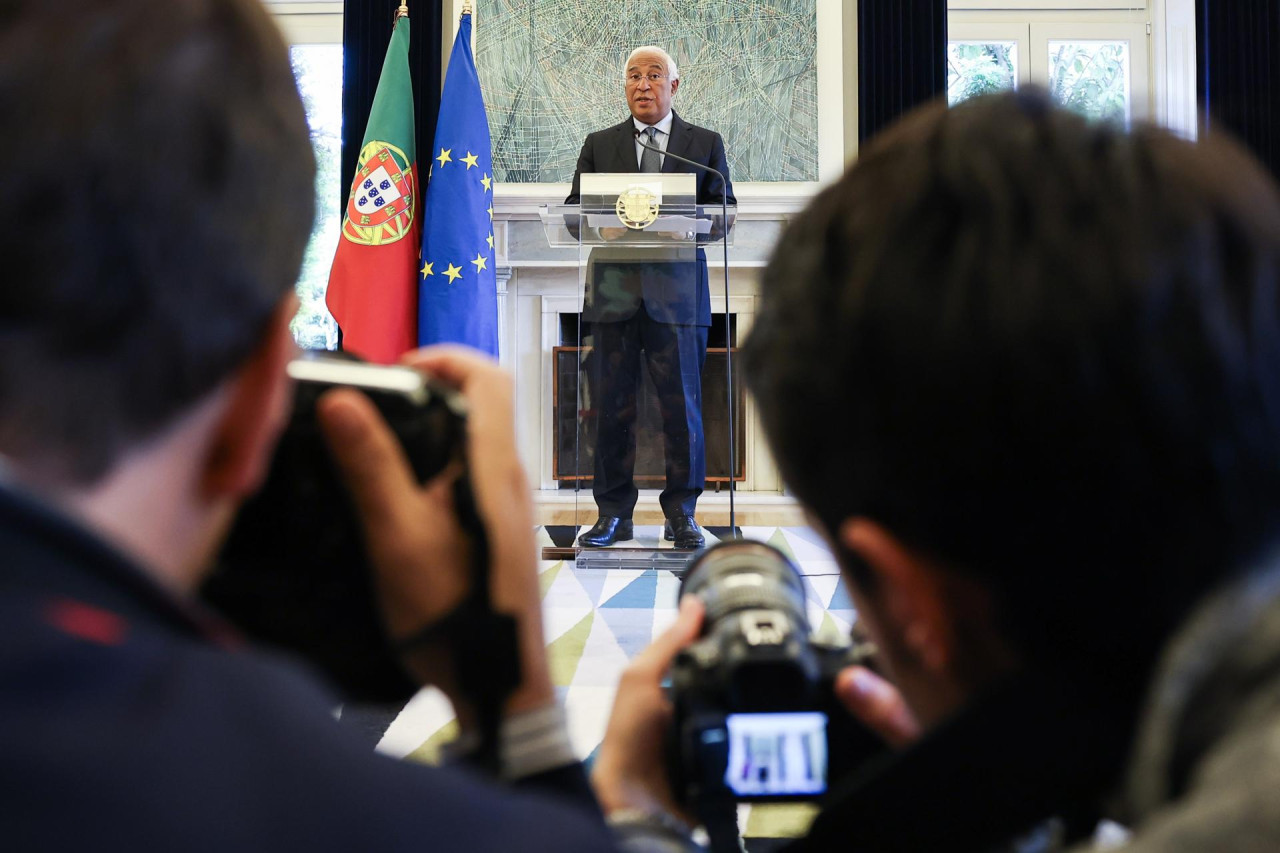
1032,21,1152,122
948,22,1033,102
265,1,343,45
950,0,1150,9
948,3,1195,136
268,1,345,351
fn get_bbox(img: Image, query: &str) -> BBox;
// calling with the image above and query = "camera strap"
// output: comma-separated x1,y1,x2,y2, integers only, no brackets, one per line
395,479,521,776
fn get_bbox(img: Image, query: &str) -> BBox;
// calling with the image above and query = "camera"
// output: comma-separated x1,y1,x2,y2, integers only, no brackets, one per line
669,540,883,804
200,352,472,703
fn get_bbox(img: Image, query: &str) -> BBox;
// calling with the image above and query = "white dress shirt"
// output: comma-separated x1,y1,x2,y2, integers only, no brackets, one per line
633,112,673,170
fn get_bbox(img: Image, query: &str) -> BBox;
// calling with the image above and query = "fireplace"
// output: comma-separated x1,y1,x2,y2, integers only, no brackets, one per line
551,313,745,486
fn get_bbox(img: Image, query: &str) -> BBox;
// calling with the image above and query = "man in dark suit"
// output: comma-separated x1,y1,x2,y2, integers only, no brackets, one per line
565,45,736,550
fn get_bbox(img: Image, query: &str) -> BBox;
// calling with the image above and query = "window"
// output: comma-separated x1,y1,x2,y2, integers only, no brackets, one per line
948,23,1030,106
948,41,1020,106
269,3,343,350
289,43,343,350
1047,40,1131,122
948,9,1153,125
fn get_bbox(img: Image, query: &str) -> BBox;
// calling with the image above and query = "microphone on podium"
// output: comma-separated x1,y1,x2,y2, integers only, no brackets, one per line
633,127,738,535
634,128,729,196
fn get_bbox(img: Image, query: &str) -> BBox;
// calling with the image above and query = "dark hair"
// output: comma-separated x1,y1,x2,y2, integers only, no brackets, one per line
744,90,1280,678
0,0,315,483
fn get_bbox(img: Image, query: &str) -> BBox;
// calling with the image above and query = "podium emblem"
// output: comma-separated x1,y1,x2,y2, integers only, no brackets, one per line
616,186,660,230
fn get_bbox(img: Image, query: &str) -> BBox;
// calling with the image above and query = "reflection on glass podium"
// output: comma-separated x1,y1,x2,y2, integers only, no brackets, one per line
540,174,738,566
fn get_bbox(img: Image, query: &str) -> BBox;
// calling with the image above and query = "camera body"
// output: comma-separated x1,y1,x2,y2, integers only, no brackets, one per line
200,353,470,703
669,541,882,803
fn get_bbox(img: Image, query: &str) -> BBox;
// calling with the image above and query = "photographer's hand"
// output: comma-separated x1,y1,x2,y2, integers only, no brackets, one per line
834,665,920,748
592,596,704,823
317,347,553,724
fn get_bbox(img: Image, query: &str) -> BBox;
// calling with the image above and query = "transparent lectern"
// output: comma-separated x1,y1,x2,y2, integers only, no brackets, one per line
540,174,738,567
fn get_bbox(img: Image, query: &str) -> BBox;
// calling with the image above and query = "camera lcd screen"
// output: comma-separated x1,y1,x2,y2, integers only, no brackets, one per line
724,712,828,797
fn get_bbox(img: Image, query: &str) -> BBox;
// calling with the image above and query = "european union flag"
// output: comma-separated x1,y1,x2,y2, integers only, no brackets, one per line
418,11,497,355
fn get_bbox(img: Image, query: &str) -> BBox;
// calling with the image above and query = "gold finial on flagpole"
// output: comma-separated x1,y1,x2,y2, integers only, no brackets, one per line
462,0,473,16
395,3,408,21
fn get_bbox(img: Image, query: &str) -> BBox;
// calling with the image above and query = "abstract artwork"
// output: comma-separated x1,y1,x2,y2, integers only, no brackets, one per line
475,0,818,183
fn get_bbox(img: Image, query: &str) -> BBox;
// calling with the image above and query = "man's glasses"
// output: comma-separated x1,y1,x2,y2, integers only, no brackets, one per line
626,73,668,85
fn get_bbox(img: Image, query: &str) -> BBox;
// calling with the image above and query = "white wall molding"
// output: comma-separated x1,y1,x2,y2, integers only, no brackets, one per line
1152,0,1198,139
265,2,341,42
492,185,819,219
265,0,343,12
950,1,1149,9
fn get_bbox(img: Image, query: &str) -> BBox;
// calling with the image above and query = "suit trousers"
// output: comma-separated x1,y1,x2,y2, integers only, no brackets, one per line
587,305,708,519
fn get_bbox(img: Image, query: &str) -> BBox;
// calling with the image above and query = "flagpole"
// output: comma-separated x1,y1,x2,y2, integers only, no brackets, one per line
395,3,408,22
462,1,472,17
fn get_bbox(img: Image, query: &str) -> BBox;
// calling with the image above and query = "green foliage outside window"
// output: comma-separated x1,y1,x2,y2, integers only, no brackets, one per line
289,45,342,351
948,42,1017,106
948,39,1129,126
1048,42,1129,124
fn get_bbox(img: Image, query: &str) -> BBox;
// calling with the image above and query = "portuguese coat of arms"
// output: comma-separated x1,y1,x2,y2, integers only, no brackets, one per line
615,185,660,230
341,140,416,246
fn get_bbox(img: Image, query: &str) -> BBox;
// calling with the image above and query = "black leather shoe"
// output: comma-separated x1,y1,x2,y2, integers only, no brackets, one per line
667,515,705,549
577,516,634,547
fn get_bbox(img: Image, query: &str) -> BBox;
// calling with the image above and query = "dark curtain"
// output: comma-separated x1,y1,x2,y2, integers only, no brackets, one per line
858,0,948,143
340,0,445,216
1197,0,1280,175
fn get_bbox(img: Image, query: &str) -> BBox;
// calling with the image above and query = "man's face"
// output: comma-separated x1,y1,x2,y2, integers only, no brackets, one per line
820,513,1012,732
845,581,946,725
625,49,678,125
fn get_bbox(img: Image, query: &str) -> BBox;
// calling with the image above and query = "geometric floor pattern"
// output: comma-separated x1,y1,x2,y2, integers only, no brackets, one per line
369,526,853,843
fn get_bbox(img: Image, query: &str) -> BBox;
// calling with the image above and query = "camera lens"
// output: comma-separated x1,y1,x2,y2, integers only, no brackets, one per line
681,540,809,630
679,540,819,711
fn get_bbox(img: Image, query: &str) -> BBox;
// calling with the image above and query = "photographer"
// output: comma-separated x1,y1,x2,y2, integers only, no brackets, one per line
0,0,611,849
595,90,1280,852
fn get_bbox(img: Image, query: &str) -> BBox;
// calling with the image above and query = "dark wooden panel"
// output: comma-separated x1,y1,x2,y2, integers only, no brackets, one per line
553,347,746,483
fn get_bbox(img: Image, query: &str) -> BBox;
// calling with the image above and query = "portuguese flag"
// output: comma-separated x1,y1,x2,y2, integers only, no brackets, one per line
325,16,418,364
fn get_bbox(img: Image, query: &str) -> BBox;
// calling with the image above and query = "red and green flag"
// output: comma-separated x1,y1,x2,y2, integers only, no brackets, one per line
325,16,418,364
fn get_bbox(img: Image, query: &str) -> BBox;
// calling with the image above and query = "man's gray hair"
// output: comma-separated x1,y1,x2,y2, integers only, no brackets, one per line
624,45,679,82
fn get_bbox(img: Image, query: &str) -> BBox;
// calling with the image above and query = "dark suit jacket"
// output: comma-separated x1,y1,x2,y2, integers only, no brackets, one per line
565,112,735,327
0,485,615,852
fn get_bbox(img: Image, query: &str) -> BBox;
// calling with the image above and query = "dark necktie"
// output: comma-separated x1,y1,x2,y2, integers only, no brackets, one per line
640,126,661,173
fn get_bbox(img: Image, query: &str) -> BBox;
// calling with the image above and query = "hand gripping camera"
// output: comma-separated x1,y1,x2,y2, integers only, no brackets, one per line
669,540,883,807
201,353,472,703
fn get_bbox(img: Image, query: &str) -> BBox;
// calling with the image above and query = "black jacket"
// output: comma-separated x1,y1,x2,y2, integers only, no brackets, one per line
565,112,735,327
0,485,614,852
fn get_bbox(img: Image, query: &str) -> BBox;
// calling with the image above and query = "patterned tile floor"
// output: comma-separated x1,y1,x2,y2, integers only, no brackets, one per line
357,525,853,844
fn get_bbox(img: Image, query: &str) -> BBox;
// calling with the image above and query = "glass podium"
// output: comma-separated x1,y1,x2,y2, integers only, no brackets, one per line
540,174,738,568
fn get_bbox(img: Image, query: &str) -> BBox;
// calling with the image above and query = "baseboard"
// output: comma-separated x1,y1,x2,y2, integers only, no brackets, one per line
532,489,805,527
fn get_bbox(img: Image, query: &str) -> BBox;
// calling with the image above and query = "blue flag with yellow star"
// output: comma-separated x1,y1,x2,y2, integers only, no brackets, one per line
418,11,497,355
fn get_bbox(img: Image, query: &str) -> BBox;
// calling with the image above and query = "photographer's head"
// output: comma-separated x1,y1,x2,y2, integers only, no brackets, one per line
744,90,1280,726
0,0,313,576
